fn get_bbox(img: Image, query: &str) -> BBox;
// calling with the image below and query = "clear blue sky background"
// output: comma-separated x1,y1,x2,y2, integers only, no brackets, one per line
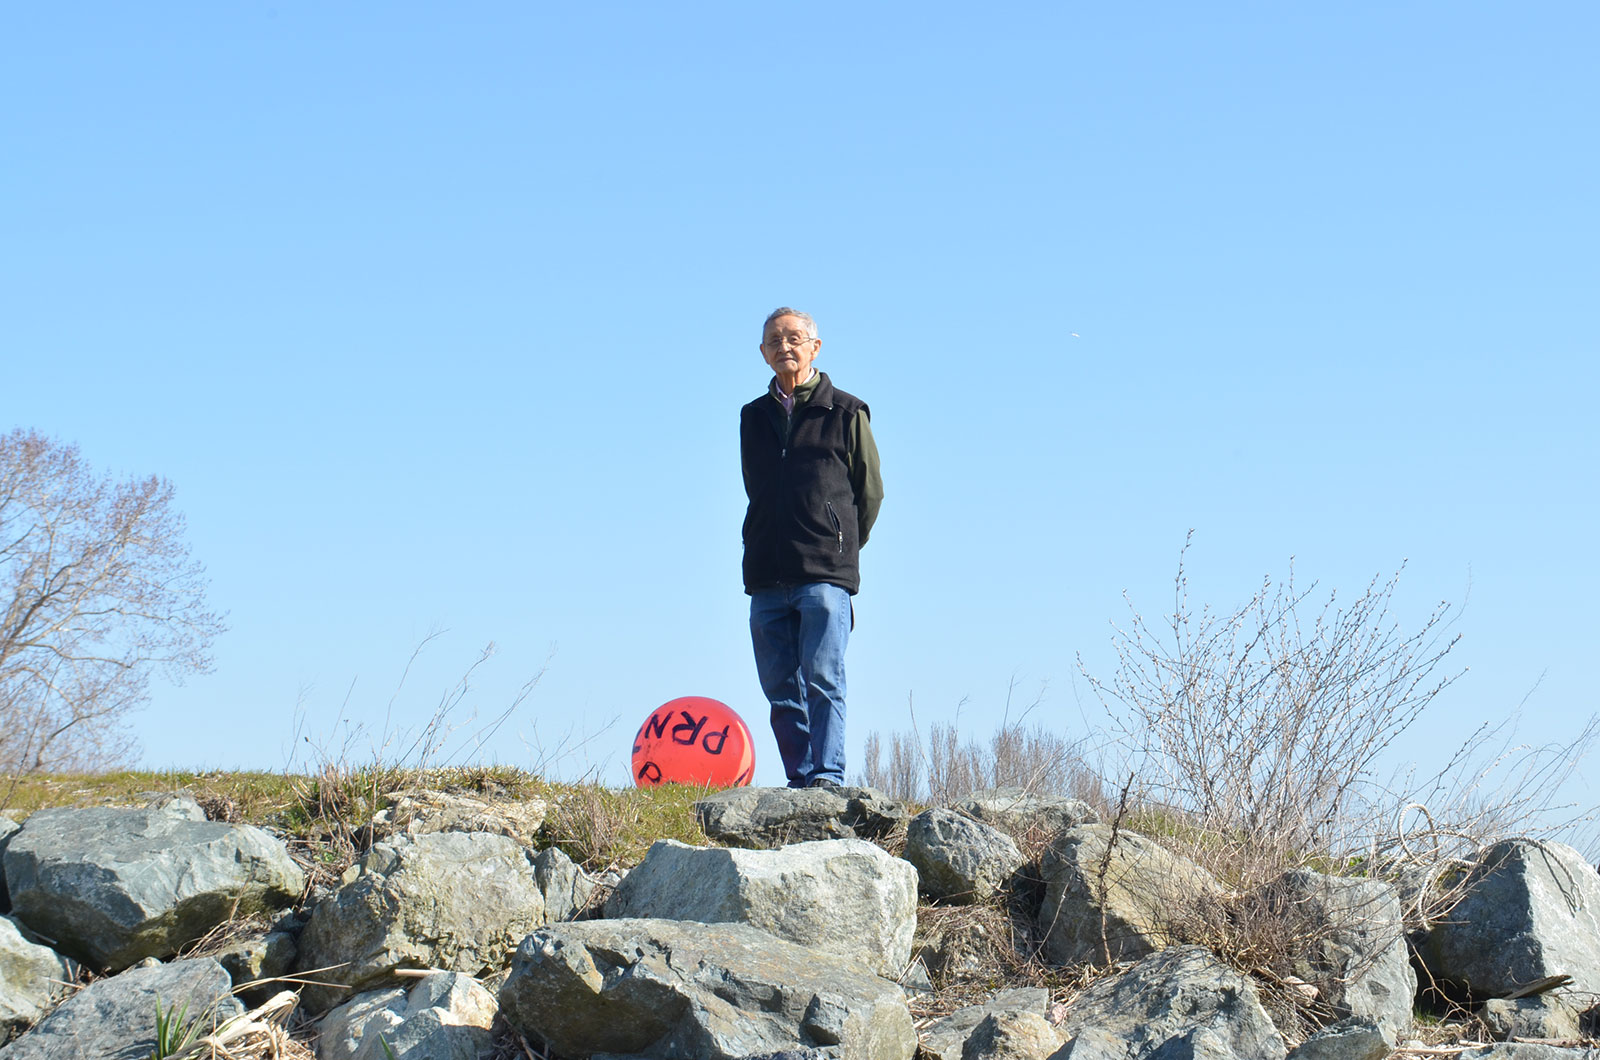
3,4,1595,798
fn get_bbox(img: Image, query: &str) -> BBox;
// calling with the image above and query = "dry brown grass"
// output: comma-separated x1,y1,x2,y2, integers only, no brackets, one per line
163,991,313,1060
541,780,711,871
907,897,1112,1027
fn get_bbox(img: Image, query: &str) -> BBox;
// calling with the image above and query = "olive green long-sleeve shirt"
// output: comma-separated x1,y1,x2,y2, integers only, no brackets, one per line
771,372,883,545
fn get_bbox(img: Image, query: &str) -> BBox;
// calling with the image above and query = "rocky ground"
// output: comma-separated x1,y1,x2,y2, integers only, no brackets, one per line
0,771,1597,1059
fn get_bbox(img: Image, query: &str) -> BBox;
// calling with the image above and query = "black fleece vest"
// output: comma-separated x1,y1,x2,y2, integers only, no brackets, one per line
740,373,868,595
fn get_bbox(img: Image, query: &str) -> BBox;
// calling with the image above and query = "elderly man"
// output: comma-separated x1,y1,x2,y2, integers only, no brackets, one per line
740,307,883,788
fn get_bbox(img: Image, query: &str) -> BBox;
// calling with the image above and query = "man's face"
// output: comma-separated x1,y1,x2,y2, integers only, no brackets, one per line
760,315,821,379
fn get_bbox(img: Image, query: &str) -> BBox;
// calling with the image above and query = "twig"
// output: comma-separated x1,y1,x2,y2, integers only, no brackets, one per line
1097,773,1134,966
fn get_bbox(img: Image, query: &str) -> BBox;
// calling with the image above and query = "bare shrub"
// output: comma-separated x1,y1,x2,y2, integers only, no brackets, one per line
854,721,924,801
859,730,882,789
1081,534,1463,889
886,728,924,800
926,720,980,804
0,429,224,782
1076,536,1599,1038
858,710,1095,806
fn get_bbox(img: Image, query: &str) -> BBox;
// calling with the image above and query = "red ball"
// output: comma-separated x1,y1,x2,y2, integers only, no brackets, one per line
631,696,755,788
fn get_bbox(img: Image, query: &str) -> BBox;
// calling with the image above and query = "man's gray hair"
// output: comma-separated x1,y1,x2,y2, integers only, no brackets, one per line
763,307,817,340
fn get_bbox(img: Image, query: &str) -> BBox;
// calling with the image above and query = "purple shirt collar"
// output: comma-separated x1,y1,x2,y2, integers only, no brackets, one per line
770,368,818,415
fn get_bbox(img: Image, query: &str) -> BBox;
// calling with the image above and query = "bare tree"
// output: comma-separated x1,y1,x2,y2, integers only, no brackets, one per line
0,429,224,774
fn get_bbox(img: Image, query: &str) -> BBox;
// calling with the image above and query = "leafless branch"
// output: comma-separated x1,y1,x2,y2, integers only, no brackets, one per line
0,429,224,786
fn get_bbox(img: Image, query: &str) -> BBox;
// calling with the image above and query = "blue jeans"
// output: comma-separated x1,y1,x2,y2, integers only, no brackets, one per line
749,582,851,787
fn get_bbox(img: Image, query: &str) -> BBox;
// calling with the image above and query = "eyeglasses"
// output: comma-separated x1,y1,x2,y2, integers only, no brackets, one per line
763,333,816,349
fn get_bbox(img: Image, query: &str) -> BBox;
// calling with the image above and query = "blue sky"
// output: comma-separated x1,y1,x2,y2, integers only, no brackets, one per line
3,3,1595,798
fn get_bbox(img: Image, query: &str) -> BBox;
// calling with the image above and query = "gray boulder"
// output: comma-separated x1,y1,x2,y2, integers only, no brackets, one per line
498,918,916,1060
1421,839,1600,998
694,785,908,849
1260,869,1414,1040
317,971,497,1060
0,957,244,1060
1053,1027,1128,1060
1037,825,1222,966
956,789,1100,841
213,928,298,1004
963,1012,1063,1060
143,792,208,819
1480,995,1584,1042
0,816,17,909
604,838,917,978
535,845,597,921
901,958,935,994
1055,945,1287,1060
1461,1048,1600,1060
0,916,74,1036
1285,1018,1390,1060
3,804,305,971
920,988,1050,1060
296,830,546,1013
905,809,1025,904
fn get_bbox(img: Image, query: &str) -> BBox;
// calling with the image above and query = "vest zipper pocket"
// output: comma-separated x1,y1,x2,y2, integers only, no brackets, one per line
825,502,843,554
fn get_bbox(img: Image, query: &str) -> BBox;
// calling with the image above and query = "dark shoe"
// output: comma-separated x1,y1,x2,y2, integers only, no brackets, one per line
808,777,841,789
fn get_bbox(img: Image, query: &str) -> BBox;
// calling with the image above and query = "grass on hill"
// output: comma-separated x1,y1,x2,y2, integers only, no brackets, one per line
0,766,709,876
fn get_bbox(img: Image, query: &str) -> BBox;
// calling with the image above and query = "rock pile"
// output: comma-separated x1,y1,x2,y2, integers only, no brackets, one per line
0,787,1598,1060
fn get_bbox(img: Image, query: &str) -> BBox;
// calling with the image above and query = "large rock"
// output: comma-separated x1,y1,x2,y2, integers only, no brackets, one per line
368,788,547,845
955,789,1100,841
296,830,546,1013
905,808,1025,904
1286,1018,1390,1060
1479,996,1584,1042
535,845,597,921
694,785,908,849
1260,869,1414,1040
498,918,916,1060
964,1011,1063,1060
3,804,305,971
0,957,244,1060
1037,825,1222,966
1420,839,1600,999
920,988,1050,1060
317,972,497,1060
0,916,74,1036
1055,945,1287,1060
604,838,916,977
0,817,17,911
213,927,298,1004
1460,1048,1600,1060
